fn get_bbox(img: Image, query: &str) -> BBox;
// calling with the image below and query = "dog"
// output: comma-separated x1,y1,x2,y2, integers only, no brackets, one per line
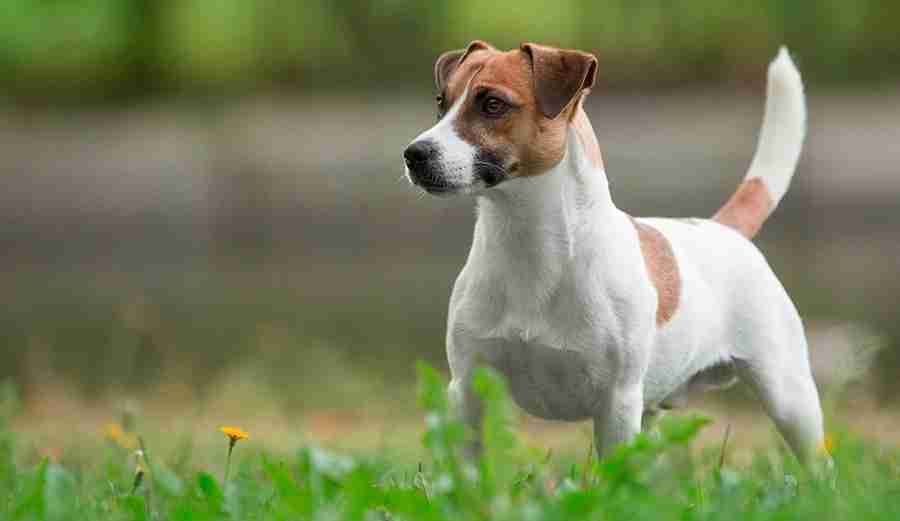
403,41,825,463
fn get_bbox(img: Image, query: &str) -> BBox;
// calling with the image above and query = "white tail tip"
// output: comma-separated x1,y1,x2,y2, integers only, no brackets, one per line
745,46,806,206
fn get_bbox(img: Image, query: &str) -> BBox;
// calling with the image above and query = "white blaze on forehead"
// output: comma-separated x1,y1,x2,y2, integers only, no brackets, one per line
415,85,470,149
408,85,477,187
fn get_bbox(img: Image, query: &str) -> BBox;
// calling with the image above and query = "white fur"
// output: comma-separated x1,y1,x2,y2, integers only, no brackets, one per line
746,47,806,205
440,49,825,462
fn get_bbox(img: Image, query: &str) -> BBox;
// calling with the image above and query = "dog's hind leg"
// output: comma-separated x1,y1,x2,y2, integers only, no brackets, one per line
733,344,826,465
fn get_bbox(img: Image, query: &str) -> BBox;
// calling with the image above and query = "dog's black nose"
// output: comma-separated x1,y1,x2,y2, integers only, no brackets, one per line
404,140,436,167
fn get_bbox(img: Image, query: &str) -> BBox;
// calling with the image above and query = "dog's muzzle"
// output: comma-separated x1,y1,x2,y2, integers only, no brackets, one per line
403,140,454,194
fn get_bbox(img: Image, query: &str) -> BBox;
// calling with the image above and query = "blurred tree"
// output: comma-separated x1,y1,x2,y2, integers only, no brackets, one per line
124,0,165,95
0,1,898,102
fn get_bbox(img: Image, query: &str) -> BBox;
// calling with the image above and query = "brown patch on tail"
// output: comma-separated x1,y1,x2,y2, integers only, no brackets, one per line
630,218,681,326
712,177,774,238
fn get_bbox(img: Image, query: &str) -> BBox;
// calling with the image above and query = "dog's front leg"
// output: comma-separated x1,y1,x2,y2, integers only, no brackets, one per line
448,374,483,458
590,311,654,459
593,382,644,458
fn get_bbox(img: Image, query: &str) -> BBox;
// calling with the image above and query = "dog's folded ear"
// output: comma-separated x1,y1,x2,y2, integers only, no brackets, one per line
434,40,495,91
520,43,598,120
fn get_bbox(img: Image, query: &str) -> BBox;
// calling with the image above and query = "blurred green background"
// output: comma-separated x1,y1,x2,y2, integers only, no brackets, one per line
2,0,900,102
1,1,899,440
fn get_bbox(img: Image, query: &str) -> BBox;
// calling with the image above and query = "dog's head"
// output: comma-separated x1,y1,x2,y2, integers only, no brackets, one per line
404,41,598,196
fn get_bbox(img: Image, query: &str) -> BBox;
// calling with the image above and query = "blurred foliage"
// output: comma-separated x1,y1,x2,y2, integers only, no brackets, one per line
1,0,899,103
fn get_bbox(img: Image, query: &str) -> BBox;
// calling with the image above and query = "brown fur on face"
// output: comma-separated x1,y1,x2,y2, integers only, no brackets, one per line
434,42,599,179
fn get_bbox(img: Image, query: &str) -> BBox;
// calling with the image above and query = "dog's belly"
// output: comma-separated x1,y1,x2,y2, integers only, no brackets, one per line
484,337,610,421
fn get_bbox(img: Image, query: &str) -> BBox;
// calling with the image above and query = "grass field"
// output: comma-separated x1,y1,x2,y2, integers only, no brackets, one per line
2,365,898,521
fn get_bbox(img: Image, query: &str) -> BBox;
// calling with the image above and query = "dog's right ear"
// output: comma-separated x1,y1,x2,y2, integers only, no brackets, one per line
520,43,598,120
434,40,494,91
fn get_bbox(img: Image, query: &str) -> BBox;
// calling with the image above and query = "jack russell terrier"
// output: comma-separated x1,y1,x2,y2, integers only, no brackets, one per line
403,41,825,463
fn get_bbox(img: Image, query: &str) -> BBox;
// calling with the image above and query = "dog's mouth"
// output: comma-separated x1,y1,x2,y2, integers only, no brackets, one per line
416,179,459,197
405,167,459,196
473,150,513,188
423,184,454,194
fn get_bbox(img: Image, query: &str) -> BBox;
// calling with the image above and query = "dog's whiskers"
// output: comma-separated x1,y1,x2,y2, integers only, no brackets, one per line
472,160,509,178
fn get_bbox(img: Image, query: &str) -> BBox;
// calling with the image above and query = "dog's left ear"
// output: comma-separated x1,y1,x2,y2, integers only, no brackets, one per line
520,43,598,120
434,40,495,92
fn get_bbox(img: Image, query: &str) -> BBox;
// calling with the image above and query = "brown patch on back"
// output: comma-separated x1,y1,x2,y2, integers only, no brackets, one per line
712,177,774,238
630,218,681,326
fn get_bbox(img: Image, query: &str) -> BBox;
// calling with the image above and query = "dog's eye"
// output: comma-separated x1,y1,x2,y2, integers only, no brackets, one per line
482,97,508,118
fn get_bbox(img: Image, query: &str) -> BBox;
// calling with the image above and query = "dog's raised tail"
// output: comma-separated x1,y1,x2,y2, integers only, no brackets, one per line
713,47,806,238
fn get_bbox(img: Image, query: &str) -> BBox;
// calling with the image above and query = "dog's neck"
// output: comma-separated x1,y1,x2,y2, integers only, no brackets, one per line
474,118,617,266
571,104,604,170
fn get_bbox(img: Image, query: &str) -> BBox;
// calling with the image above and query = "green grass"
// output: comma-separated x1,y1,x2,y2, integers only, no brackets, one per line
1,364,898,521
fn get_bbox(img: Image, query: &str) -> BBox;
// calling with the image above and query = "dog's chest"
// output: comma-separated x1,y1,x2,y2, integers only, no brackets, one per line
482,333,613,421
457,278,619,421
450,215,641,421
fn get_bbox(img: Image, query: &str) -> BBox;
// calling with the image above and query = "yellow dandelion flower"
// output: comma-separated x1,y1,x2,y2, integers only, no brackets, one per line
106,422,124,439
820,433,835,455
221,426,249,443
220,426,249,484
105,422,138,450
